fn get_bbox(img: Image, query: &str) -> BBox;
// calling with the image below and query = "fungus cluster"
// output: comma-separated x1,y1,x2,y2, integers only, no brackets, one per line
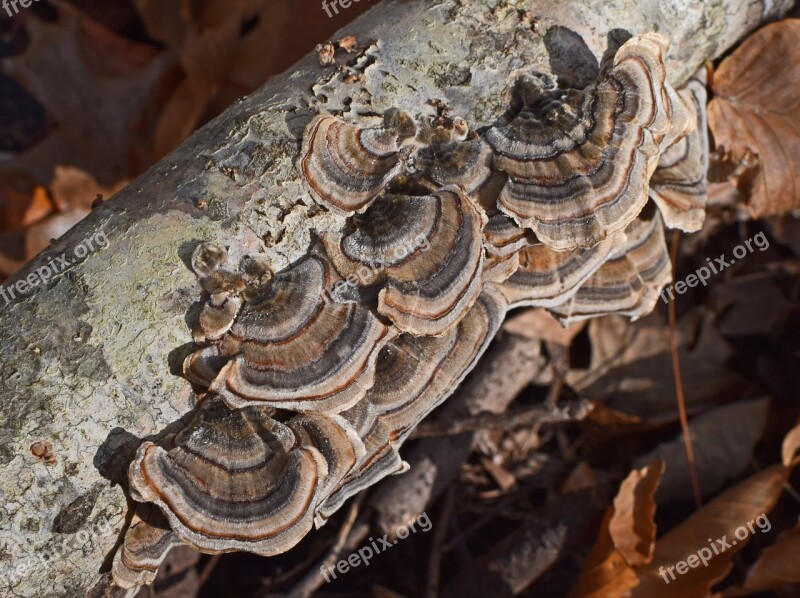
113,33,708,588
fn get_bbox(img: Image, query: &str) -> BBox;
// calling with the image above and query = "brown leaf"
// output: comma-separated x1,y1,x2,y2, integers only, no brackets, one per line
569,510,639,597
1,3,169,186
708,20,800,217
632,464,789,597
561,461,598,494
609,459,664,566
782,419,800,467
722,525,800,596
633,398,770,503
568,312,744,417
503,308,586,345
569,461,664,596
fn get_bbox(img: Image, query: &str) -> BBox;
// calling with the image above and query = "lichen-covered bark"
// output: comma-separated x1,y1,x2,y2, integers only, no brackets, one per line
0,0,789,595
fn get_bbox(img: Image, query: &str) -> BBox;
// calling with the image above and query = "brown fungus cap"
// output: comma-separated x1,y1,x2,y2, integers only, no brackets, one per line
208,254,395,412
486,33,690,250
127,396,364,557
112,507,181,590
551,203,672,324
324,186,486,336
650,70,708,232
499,233,619,308
298,110,415,215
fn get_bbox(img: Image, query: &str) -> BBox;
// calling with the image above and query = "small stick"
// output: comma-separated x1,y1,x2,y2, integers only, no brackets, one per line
668,229,703,509
287,494,368,598
426,486,456,598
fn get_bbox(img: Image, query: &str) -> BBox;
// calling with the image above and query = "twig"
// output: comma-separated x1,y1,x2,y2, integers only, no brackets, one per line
668,229,703,509
409,400,590,439
196,554,222,588
426,486,455,598
287,493,368,598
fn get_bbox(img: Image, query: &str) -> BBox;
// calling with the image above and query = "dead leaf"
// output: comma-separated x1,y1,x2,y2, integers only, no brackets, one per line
569,508,640,598
561,461,598,494
782,419,800,467
1,3,169,186
708,20,800,217
722,525,800,596
568,312,744,417
609,460,664,566
503,308,586,345
632,464,789,597
633,398,770,503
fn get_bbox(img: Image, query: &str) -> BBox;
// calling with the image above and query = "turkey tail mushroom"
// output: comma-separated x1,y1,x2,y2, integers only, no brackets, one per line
126,396,364,557
115,30,704,591
486,32,690,250
649,69,708,232
298,110,415,215
318,287,506,521
551,203,672,324
323,186,487,336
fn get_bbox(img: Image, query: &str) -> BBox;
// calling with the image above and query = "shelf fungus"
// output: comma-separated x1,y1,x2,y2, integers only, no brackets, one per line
114,30,704,591
499,234,619,308
649,70,709,232
323,187,486,336
551,204,671,324
192,254,396,413
415,135,493,195
318,287,506,521
486,33,689,251
125,397,364,559
298,109,416,214
112,506,181,589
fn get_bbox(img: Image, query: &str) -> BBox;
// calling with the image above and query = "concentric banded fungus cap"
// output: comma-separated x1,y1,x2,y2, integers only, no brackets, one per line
316,418,405,524
298,110,415,215
112,506,181,589
374,286,506,445
128,396,363,556
486,32,681,250
324,186,486,336
209,254,395,412
197,293,242,341
499,234,619,308
473,171,538,258
650,70,708,232
319,287,506,521
551,203,671,324
415,137,493,194
184,345,228,388
483,252,521,284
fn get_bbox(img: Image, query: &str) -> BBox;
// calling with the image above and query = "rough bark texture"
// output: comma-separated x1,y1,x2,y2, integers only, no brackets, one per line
0,0,790,595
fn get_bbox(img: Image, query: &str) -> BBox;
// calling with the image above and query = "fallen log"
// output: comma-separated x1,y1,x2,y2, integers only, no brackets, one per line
0,0,789,595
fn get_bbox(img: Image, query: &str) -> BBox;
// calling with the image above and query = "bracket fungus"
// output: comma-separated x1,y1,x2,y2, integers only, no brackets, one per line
126,397,364,559
486,33,690,251
114,30,709,591
550,204,672,324
323,186,486,336
649,70,709,232
298,109,416,214
192,254,396,413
